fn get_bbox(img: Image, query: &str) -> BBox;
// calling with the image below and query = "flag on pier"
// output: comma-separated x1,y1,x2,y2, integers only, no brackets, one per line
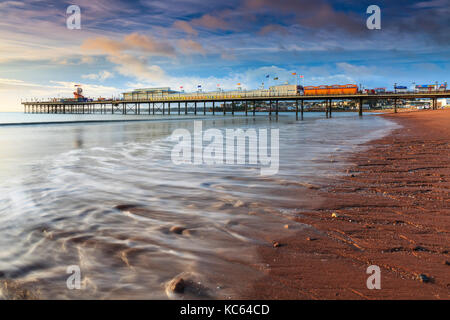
292,72,297,75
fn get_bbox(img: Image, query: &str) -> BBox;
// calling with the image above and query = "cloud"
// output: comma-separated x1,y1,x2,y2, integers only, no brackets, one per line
220,48,237,61
123,33,176,57
173,20,198,36
0,1,25,9
245,0,364,35
336,62,374,76
258,24,290,35
82,37,126,55
394,1,450,44
81,33,173,81
51,55,96,66
413,0,449,8
178,39,206,55
81,33,175,57
82,70,114,81
191,14,230,30
80,56,95,64
110,54,165,81
0,78,43,90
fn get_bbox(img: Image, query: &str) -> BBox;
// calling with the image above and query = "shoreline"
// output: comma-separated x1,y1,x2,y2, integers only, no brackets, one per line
0,109,427,127
245,109,450,299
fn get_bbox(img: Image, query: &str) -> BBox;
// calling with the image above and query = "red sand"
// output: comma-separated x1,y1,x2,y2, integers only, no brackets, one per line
245,110,450,300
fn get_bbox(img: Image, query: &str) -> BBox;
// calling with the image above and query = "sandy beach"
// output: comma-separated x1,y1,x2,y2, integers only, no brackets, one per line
246,110,450,300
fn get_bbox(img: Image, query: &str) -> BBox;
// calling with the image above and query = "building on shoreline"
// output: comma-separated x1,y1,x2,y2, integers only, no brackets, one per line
122,87,179,100
437,98,448,108
122,85,302,101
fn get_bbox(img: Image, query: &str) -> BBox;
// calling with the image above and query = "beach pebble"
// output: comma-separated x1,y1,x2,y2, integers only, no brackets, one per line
212,202,232,210
181,229,194,236
304,183,320,190
225,220,238,226
167,278,185,294
272,241,281,248
331,213,339,218
418,274,431,283
169,226,186,234
306,237,317,241
284,224,289,229
444,261,450,266
114,204,139,211
233,200,245,208
413,246,429,252
43,230,53,239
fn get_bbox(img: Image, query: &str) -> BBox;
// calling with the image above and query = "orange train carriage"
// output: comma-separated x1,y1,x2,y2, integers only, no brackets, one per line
302,84,359,96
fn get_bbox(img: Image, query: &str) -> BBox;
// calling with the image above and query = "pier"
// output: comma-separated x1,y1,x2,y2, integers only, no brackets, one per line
22,92,450,119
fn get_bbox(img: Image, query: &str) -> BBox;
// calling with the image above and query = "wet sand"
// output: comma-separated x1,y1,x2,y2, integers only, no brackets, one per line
245,110,450,299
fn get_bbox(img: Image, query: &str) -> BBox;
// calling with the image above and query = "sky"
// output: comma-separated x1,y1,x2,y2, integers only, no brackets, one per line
0,0,449,111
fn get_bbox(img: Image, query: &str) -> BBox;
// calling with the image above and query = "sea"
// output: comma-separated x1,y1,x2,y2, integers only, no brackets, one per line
0,112,399,299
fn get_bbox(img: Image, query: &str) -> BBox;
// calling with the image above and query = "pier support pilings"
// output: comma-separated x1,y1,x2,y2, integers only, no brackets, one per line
358,98,363,116
301,100,304,120
329,99,332,117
